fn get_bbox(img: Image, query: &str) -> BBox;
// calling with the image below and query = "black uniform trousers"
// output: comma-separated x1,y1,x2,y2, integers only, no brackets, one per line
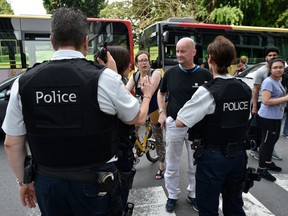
195,147,246,216
34,163,122,216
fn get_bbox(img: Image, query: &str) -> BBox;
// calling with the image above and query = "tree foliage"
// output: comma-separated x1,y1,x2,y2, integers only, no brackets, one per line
43,0,106,17
0,0,14,14
195,0,287,27
99,0,288,36
101,0,196,32
276,9,288,28
209,5,243,25
131,0,196,31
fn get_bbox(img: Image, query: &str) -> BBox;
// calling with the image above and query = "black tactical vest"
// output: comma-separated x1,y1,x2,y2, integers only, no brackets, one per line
19,59,118,168
189,78,251,145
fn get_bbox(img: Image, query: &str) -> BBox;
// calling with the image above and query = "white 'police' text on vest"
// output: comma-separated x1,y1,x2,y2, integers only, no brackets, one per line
223,101,249,111
35,90,77,104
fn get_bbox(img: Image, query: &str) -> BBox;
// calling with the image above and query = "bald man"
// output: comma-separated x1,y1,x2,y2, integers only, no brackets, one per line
157,37,212,212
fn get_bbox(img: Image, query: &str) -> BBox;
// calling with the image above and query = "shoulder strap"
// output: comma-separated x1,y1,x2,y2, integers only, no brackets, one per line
133,68,157,85
148,68,154,76
133,70,140,85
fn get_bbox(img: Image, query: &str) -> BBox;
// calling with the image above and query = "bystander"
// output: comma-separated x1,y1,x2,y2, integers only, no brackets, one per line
157,37,212,213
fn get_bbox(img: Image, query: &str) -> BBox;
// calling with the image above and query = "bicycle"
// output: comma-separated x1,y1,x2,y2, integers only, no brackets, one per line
134,117,159,163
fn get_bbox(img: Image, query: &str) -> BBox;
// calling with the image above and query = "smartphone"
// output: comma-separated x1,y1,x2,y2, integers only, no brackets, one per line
96,42,107,63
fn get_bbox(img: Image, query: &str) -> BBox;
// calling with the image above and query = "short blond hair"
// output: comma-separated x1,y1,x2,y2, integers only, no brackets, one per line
240,56,247,63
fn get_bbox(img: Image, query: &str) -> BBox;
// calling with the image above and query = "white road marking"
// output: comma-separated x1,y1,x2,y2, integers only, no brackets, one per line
25,175,288,216
242,193,275,216
273,174,288,191
219,192,274,216
128,186,176,216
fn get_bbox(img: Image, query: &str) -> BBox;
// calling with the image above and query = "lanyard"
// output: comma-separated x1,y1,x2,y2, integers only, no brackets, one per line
179,64,200,74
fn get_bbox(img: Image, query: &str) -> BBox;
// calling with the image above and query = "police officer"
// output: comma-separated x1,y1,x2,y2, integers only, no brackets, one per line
2,8,152,216
99,46,137,212
176,36,252,216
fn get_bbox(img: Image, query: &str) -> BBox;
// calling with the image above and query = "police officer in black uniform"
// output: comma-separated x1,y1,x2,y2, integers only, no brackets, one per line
2,8,153,216
176,36,252,216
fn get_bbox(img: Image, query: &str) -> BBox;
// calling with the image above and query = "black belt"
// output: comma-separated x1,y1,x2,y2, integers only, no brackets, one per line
36,163,118,184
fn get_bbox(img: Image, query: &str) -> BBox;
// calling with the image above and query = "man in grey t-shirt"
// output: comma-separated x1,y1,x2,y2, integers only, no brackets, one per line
253,65,269,104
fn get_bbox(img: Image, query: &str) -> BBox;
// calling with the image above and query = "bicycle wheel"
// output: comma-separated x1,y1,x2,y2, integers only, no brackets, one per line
145,129,159,163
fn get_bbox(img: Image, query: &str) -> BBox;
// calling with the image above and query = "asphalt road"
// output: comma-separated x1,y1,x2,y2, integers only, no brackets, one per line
1,132,288,216
129,133,288,216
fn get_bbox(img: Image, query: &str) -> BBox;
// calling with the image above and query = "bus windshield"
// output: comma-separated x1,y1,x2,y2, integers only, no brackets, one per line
139,18,288,73
0,15,134,81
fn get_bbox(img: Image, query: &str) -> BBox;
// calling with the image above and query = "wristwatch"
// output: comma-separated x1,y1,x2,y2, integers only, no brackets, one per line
158,108,165,114
16,179,27,186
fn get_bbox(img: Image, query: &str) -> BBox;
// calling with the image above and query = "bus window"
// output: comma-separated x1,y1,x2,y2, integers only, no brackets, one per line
88,21,132,61
139,19,288,72
0,39,20,69
24,33,53,67
0,15,134,81
139,24,160,68
271,34,288,58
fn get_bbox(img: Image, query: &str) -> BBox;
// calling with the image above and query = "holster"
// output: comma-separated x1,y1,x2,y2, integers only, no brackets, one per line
191,139,204,161
242,167,261,193
123,202,134,216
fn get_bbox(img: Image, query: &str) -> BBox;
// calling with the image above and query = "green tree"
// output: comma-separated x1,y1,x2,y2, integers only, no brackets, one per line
276,9,288,28
209,5,243,25
131,0,196,31
101,0,197,36
100,1,132,21
101,0,197,43
43,0,106,17
100,1,139,40
251,0,288,28
195,0,287,27
0,0,13,14
100,0,288,39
